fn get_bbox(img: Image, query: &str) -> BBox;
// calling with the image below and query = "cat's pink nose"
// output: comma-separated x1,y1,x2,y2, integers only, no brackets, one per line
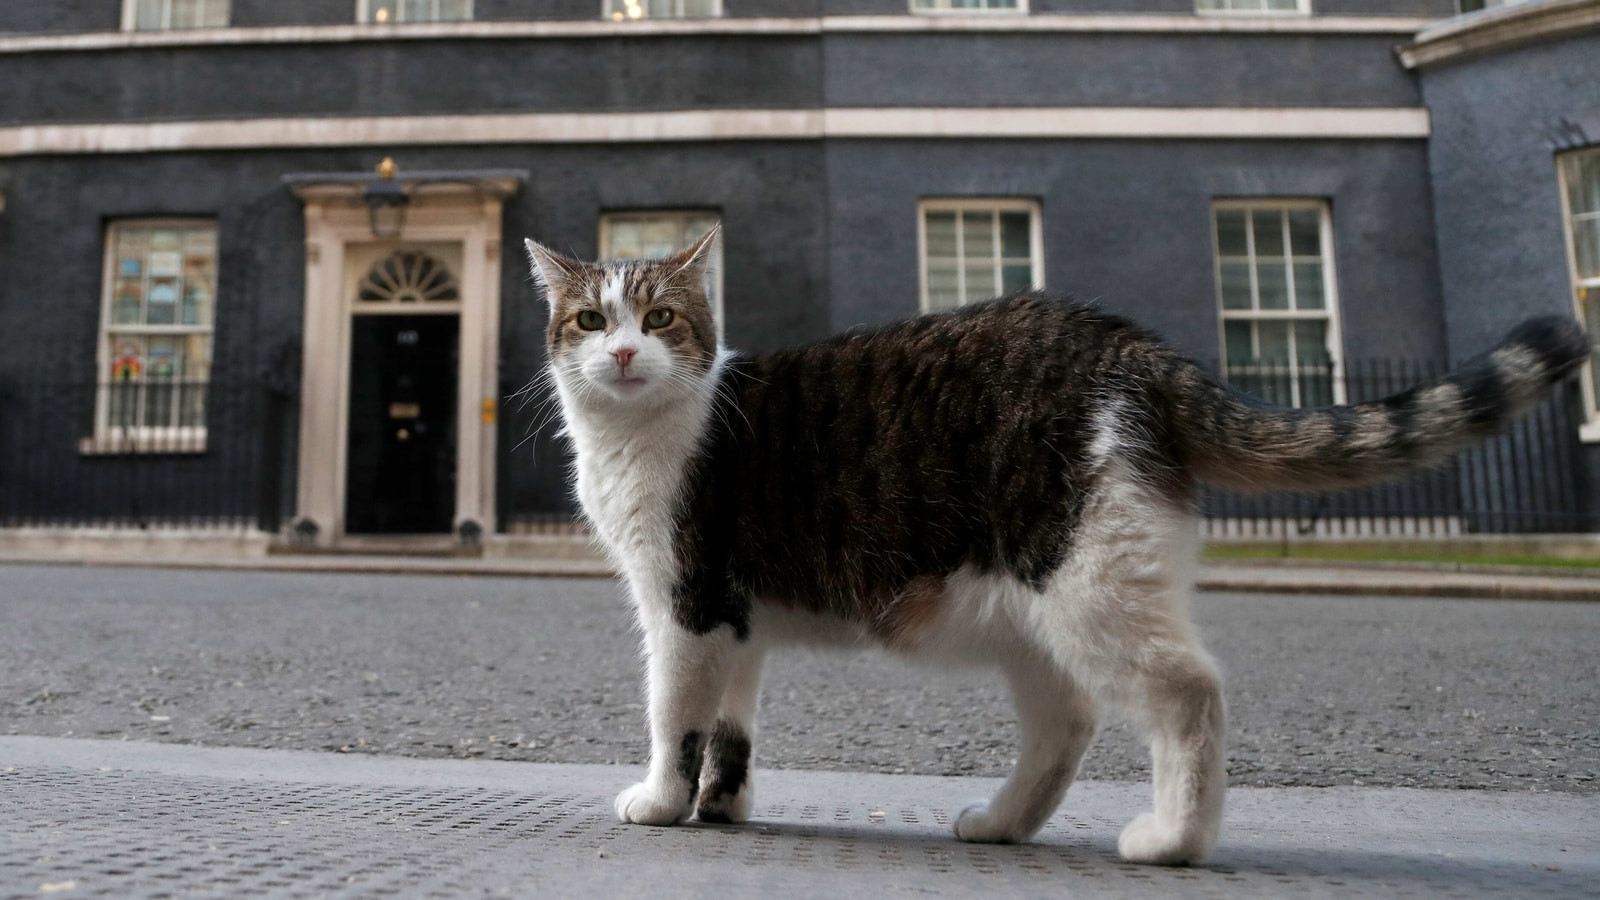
613,347,637,369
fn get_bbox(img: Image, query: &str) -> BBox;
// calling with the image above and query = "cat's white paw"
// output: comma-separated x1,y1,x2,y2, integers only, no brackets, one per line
695,781,753,824
954,803,1026,844
615,781,689,826
1116,813,1208,866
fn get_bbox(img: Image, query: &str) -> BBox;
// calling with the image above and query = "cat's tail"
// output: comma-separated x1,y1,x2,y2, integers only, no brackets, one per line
1170,316,1589,493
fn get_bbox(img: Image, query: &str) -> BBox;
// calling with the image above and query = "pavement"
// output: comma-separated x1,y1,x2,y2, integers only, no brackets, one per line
4,735,1596,899
2,560,1598,897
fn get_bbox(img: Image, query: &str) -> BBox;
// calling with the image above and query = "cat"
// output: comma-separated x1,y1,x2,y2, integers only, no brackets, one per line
524,226,1587,866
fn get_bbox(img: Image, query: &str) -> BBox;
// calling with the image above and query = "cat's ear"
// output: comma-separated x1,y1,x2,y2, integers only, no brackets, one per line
665,224,721,291
524,238,585,308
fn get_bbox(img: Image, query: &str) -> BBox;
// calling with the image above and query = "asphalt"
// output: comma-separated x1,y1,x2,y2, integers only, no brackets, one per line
3,563,1597,792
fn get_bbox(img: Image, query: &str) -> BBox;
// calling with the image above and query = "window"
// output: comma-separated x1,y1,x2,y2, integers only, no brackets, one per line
598,212,724,333
910,0,1025,12
361,0,472,24
1212,201,1342,408
1457,0,1529,12
93,221,218,451
1196,0,1308,13
1559,150,1600,429
605,0,720,21
919,200,1042,312
124,0,229,30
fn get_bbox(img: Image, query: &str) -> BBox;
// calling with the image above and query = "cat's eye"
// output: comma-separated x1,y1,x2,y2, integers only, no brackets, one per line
644,308,674,329
576,310,606,331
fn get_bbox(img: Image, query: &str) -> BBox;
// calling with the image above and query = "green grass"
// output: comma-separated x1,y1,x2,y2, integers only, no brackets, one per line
1202,543,1600,570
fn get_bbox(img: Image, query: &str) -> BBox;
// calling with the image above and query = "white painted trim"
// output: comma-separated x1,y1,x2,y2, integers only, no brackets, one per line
0,14,1438,54
822,107,1430,139
294,190,505,544
1399,0,1600,69
0,107,1431,158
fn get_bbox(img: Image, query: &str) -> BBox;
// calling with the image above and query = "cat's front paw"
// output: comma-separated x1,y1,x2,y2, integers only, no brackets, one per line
1116,813,1209,866
615,781,690,826
954,803,1028,844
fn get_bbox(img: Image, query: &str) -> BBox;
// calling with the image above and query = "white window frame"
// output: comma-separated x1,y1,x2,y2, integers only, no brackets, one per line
1557,149,1600,441
1211,198,1345,408
917,198,1044,313
598,211,725,338
909,0,1028,14
357,0,474,24
122,0,230,31
1195,0,1311,16
604,0,723,21
86,219,219,454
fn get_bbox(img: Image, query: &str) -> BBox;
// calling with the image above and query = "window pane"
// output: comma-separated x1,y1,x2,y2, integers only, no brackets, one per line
400,0,432,21
1257,261,1289,310
961,211,995,262
1292,262,1324,310
1572,218,1600,280
1566,152,1600,215
367,0,398,23
201,0,229,27
926,261,961,312
1215,209,1248,257
606,222,643,259
1584,288,1600,402
999,212,1031,260
1219,262,1252,310
109,336,145,382
963,258,997,301
1267,0,1300,9
1252,209,1284,257
1288,209,1321,257
440,0,472,20
1224,321,1254,364
1001,263,1032,294
925,212,957,258
683,0,719,15
1257,320,1290,364
640,220,679,258
135,0,165,29
1293,320,1330,365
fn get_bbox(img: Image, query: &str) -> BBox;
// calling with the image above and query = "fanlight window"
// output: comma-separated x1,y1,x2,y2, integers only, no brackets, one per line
357,250,460,304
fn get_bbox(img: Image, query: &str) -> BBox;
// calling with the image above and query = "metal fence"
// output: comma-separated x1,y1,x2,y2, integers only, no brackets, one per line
0,361,1590,537
0,380,292,531
1200,358,1592,536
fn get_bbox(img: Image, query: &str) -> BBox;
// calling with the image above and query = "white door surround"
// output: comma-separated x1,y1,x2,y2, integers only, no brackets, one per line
288,175,521,546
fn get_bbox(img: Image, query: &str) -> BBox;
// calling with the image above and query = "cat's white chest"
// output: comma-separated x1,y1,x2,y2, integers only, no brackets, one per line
569,412,707,597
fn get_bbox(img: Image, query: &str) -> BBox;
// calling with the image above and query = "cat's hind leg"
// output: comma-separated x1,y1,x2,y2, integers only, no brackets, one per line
695,639,765,824
954,651,1097,844
1032,471,1226,865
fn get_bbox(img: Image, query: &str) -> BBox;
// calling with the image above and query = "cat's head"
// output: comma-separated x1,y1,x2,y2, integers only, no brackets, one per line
525,227,721,409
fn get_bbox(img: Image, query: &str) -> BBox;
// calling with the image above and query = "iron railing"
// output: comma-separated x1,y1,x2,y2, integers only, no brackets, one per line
1200,358,1592,536
0,380,292,531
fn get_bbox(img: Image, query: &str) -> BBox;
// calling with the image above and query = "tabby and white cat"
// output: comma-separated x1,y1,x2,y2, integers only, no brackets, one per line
525,228,1585,865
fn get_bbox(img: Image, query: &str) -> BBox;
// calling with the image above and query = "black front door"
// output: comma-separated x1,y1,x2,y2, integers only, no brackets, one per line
345,314,459,534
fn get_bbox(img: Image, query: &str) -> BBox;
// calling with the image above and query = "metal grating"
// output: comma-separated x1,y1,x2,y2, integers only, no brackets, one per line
2,738,1596,899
